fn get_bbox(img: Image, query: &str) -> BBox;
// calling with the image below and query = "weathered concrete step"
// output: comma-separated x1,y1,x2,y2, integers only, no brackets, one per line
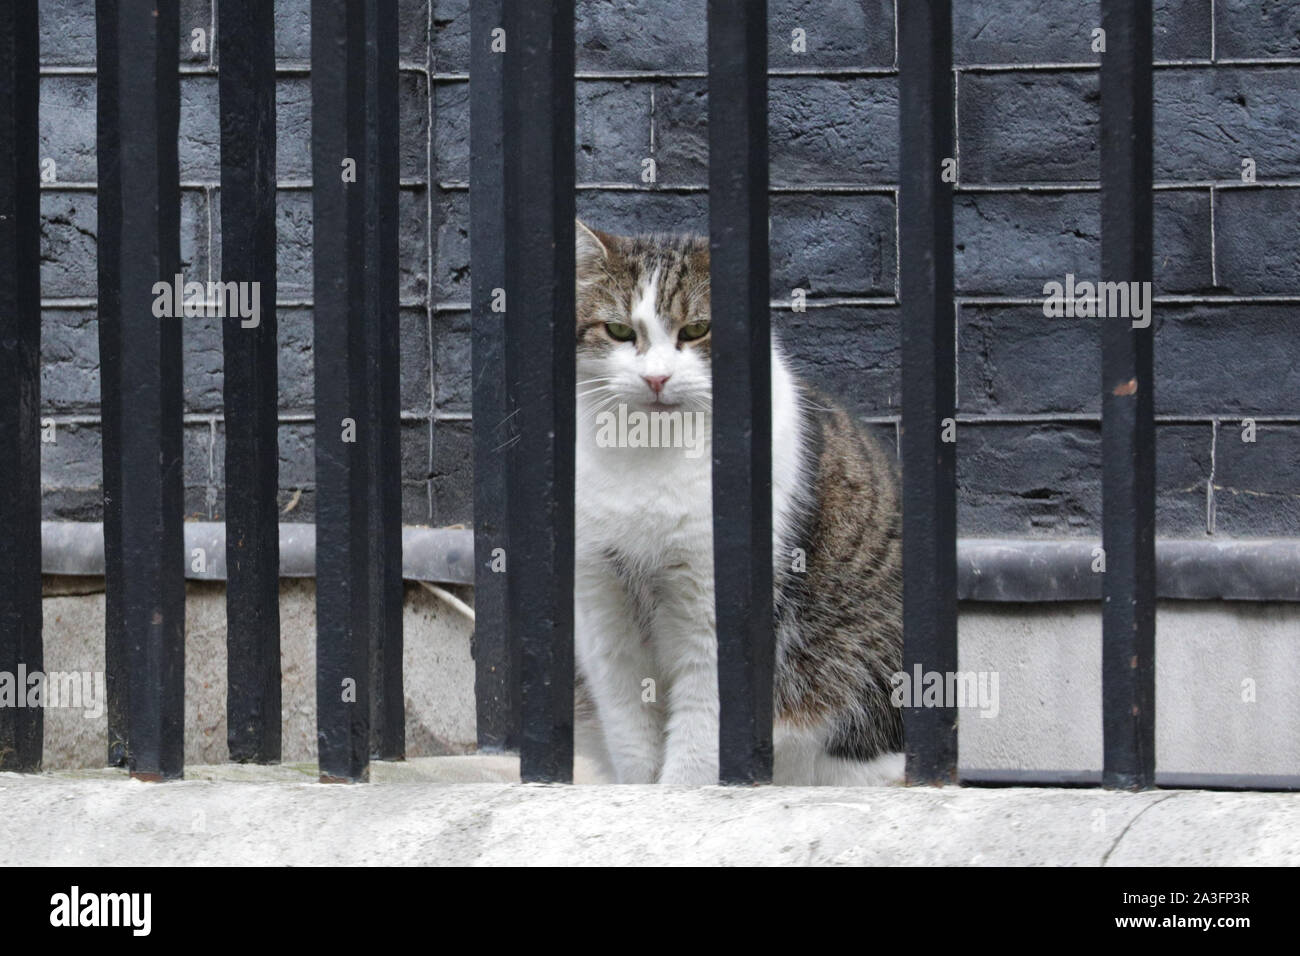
2,756,1297,866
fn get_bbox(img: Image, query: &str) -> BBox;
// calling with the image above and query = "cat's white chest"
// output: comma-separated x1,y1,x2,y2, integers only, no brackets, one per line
575,440,713,566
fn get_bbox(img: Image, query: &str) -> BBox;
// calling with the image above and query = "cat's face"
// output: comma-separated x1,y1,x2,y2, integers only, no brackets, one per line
575,222,712,415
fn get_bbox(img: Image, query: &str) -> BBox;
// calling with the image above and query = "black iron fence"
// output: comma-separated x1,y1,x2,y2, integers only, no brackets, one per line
0,0,1294,790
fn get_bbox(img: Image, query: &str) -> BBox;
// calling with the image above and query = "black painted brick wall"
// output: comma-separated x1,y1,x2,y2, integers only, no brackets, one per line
36,0,1300,538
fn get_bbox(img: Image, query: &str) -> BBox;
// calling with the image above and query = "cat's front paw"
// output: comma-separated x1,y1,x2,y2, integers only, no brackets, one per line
657,759,719,786
613,758,659,785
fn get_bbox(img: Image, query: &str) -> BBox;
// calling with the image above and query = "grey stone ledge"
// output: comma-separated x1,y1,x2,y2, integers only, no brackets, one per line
959,537,1300,602
40,521,474,586
36,523,1300,600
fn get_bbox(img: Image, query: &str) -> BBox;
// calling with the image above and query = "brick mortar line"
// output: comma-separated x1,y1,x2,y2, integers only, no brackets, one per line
1209,185,1219,287
426,0,436,521
40,294,1300,310
892,0,898,69
436,295,1300,311
430,181,1300,193
205,178,216,513
36,180,1300,196
962,181,1300,191
1208,418,1219,533
37,412,1300,426
40,298,432,309
38,180,430,190
417,58,1300,82
1210,0,1218,63
959,294,1300,304
38,58,1300,84
954,414,1300,424
206,417,217,519
38,412,439,424
959,58,1300,71
37,61,433,76
947,68,958,328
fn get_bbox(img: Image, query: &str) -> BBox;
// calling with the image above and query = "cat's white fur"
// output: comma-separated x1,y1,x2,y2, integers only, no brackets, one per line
574,267,902,786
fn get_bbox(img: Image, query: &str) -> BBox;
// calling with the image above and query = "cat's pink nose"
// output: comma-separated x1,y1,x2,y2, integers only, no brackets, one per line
642,374,670,395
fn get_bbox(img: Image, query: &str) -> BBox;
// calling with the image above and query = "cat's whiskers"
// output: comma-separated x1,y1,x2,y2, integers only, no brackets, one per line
576,390,623,428
578,403,617,426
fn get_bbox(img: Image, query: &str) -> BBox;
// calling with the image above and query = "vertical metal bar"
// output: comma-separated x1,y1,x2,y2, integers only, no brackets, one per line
1100,0,1156,790
96,0,185,781
0,0,42,773
312,0,371,783
502,0,575,783
218,0,281,764
470,0,517,751
898,0,958,786
362,0,404,761
707,0,773,785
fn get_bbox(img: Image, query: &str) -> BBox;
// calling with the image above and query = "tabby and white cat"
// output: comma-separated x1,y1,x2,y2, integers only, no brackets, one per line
573,221,904,786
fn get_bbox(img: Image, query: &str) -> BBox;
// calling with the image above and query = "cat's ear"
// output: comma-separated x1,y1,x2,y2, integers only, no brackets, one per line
575,219,611,271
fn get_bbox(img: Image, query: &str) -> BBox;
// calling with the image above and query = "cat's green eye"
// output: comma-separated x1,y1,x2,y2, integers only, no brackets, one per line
605,322,636,342
679,320,711,342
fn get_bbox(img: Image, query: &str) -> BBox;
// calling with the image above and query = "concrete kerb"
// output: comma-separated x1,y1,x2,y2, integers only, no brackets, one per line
2,756,1297,866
